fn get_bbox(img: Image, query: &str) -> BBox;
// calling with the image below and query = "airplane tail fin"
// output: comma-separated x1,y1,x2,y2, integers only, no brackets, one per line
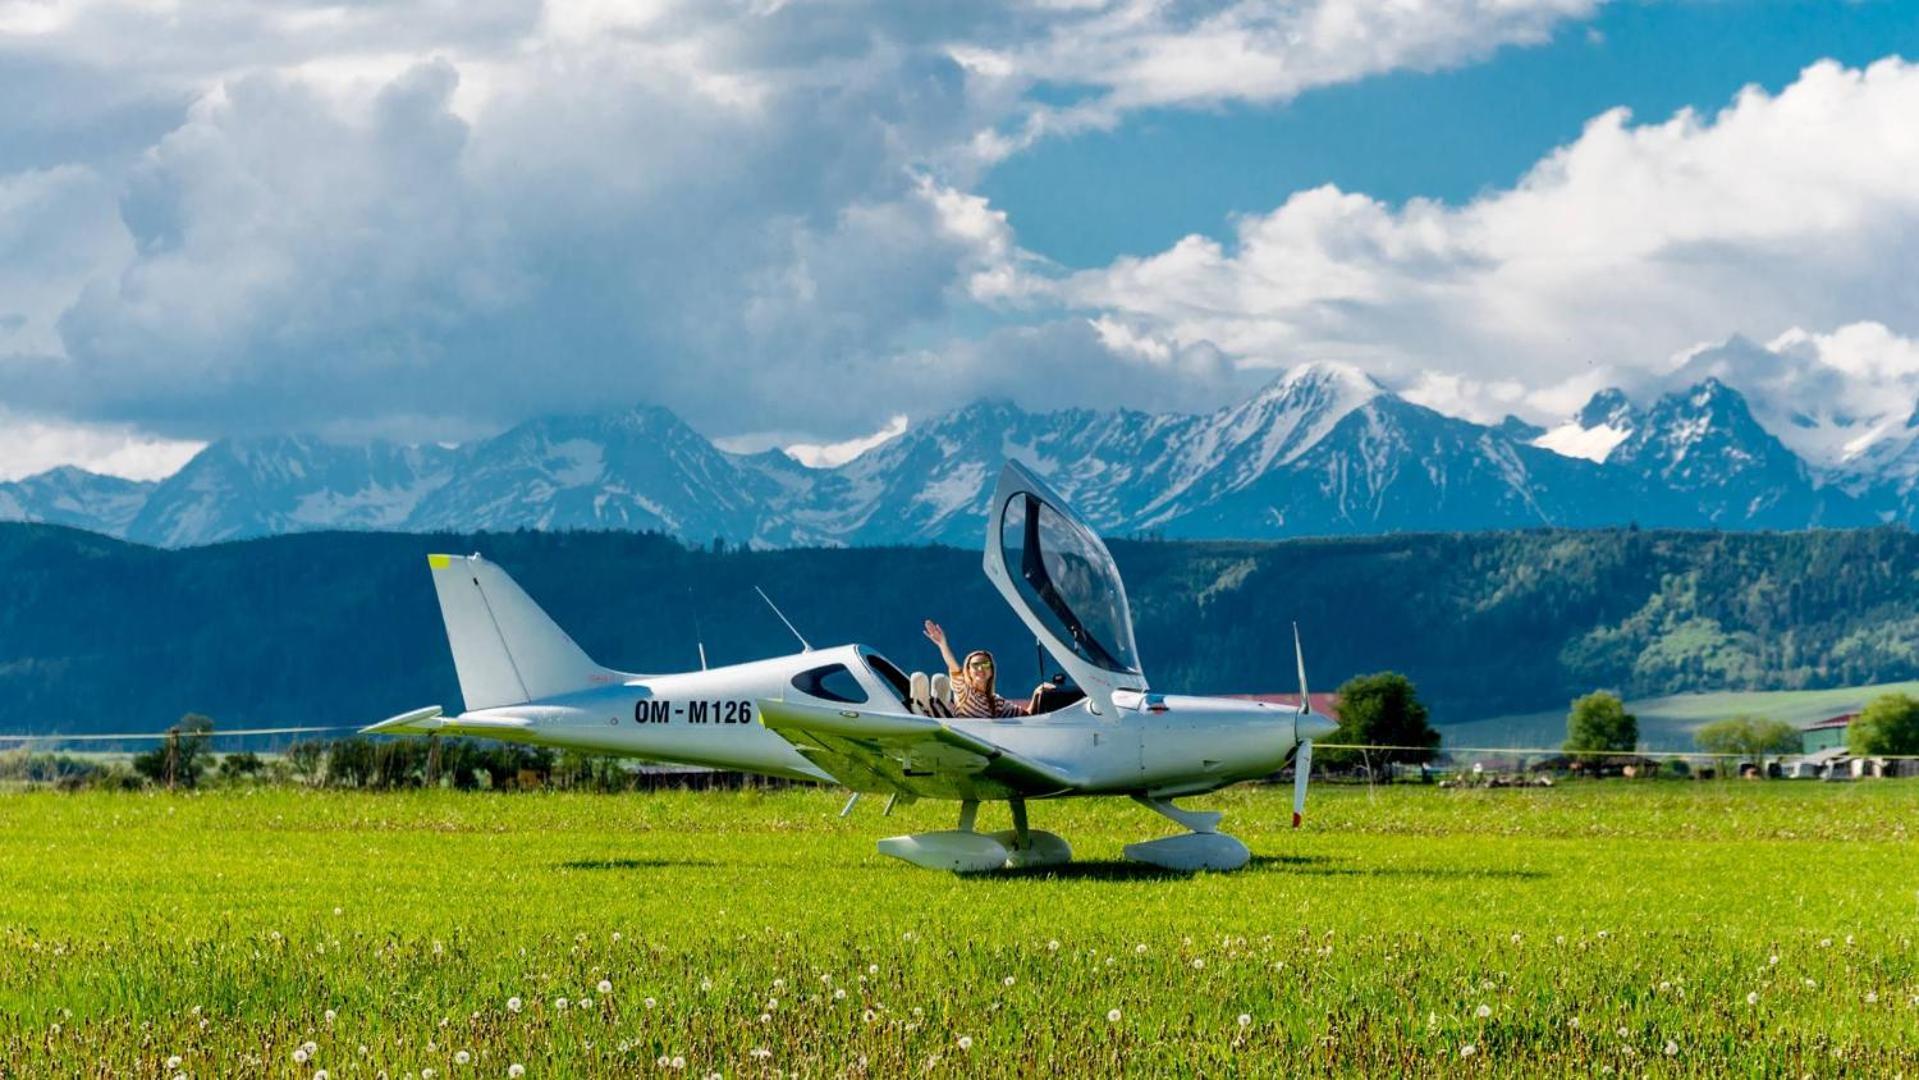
427,553,614,710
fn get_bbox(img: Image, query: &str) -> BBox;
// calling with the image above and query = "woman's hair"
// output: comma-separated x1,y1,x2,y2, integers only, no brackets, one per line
962,650,995,672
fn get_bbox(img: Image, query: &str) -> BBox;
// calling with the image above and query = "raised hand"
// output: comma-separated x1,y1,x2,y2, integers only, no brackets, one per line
922,620,946,646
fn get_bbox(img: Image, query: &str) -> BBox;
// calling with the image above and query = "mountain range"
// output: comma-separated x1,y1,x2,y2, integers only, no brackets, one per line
3,359,1913,548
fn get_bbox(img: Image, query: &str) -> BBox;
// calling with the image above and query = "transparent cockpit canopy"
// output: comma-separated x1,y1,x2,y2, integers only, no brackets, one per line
999,491,1141,677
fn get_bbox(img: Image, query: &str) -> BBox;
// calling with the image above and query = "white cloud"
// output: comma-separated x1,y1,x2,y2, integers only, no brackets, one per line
0,406,201,481
1052,58,1919,426
782,413,910,468
970,0,1605,157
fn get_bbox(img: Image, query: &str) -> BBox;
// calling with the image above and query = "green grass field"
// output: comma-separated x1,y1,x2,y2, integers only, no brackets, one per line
1445,679,1919,751
3,782,1916,1077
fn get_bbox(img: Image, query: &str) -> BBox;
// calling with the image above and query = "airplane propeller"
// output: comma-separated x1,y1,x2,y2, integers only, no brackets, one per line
1290,623,1335,828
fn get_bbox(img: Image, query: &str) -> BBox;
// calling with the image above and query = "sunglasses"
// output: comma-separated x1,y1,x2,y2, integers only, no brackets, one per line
969,659,994,670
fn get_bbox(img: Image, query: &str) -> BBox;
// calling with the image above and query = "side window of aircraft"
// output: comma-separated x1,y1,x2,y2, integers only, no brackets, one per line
791,663,869,705
861,651,913,706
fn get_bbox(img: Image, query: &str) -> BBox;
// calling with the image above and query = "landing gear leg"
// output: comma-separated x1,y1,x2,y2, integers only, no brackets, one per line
1122,796,1250,872
990,795,1073,869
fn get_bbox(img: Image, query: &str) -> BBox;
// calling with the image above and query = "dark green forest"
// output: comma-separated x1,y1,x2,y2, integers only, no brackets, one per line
2,523,1915,737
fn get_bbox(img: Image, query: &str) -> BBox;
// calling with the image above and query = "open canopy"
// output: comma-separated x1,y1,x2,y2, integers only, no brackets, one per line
982,461,1145,715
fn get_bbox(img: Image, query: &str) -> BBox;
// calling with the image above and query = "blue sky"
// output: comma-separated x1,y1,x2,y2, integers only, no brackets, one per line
985,2,1919,266
1,0,1918,479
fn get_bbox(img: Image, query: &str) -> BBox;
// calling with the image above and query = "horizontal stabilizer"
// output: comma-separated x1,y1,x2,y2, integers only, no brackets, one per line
362,705,443,735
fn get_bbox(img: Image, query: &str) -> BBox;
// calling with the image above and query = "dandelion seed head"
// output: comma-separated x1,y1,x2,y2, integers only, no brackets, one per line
166,1055,182,1069
1106,1008,1122,1023
1237,1014,1251,1027
293,1049,309,1064
644,997,657,1010
1747,991,1760,1005
1475,1004,1492,1019
508,1067,525,1079
1192,958,1204,970
957,1036,973,1051
1048,939,1060,951
315,1072,329,1080
1460,1044,1476,1058
1866,991,1879,1004
455,1051,470,1065
833,988,846,1000
597,980,612,995
302,1041,317,1055
1002,976,1016,987
868,964,879,975
671,1055,685,1069
507,997,522,1013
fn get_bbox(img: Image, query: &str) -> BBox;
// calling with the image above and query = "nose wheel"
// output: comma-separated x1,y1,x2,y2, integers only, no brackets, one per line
1122,796,1250,872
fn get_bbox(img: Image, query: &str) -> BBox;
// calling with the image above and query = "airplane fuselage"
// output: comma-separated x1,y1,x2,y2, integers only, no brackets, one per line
436,643,1309,799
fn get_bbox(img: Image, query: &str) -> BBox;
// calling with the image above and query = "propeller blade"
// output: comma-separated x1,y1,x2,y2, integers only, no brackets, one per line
1293,739,1313,828
1292,622,1310,713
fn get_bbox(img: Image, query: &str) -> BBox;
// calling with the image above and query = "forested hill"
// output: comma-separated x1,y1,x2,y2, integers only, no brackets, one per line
2,523,1916,737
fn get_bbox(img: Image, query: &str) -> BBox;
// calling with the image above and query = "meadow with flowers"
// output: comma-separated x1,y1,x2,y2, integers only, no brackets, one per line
1,780,1915,1076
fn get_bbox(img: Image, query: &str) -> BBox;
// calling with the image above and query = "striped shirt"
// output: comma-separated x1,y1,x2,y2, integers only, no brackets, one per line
950,673,1029,718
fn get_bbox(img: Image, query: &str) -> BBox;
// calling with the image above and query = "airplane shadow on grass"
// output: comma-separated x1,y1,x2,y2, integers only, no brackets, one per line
981,854,1546,883
559,857,722,871
1248,855,1549,882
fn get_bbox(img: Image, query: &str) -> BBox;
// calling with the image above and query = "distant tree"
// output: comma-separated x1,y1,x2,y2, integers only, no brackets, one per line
286,740,326,784
1694,716,1801,773
1848,693,1919,757
131,714,214,789
217,751,265,780
1662,757,1691,779
326,737,376,787
1322,672,1438,773
1565,692,1637,763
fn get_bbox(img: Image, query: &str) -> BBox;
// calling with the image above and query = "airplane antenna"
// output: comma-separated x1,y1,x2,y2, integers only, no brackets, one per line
690,592,709,671
754,586,813,653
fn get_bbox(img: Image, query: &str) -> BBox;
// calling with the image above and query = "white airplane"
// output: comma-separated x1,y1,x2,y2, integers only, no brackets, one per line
366,461,1338,872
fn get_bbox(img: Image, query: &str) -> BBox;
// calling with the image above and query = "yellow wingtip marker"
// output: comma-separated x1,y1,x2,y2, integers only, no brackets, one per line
427,553,452,569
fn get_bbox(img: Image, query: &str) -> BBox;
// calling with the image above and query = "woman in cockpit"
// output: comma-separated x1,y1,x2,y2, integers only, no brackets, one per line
923,620,1045,718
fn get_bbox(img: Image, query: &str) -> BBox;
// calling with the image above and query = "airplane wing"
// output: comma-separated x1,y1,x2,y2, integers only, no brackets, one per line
756,699,1084,801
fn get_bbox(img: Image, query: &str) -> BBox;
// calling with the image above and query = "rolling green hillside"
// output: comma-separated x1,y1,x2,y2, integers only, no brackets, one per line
1448,681,1919,752
2,524,1917,738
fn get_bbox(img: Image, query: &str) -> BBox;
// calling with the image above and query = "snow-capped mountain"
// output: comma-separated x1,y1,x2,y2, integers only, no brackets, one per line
124,436,461,547
404,406,821,546
11,360,1916,547
0,466,155,535
1603,378,1875,528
